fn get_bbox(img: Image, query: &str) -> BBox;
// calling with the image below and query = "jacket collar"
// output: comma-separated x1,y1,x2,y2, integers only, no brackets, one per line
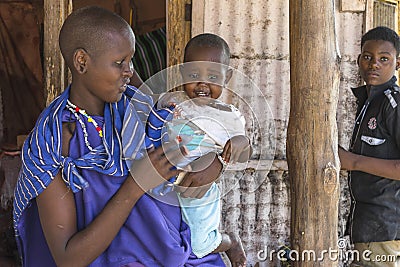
351,76,397,103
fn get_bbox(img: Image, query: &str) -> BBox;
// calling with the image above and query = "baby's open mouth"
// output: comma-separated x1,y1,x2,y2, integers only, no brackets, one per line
195,91,209,97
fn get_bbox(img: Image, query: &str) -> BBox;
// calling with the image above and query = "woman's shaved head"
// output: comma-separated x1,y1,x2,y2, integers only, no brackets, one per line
59,6,135,68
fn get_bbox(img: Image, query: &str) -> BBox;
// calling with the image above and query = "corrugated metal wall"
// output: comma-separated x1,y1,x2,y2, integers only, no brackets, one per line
192,0,365,265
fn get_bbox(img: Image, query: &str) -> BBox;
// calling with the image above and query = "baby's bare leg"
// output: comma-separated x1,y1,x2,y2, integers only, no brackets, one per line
212,232,246,267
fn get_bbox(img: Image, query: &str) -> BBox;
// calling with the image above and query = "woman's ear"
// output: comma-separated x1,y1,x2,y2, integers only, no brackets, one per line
73,48,88,74
357,54,361,67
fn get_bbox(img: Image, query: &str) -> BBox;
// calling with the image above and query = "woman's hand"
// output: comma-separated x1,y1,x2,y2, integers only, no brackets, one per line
175,153,223,198
129,142,188,192
222,135,251,163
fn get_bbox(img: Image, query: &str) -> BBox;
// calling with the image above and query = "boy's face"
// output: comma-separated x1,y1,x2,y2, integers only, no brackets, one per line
181,46,231,99
358,39,400,87
79,30,135,104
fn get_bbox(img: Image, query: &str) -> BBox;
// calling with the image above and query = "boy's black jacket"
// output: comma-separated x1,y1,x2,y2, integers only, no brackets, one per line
348,76,400,243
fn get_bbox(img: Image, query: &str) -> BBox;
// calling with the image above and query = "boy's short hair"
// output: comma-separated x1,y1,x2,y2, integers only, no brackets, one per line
361,26,400,56
184,33,230,65
59,6,134,68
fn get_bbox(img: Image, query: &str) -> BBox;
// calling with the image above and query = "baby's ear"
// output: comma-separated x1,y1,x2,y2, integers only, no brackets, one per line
179,64,184,76
224,67,233,85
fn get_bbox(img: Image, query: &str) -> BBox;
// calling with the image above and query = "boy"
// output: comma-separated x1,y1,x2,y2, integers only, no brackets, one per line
339,26,400,266
146,33,249,267
13,6,226,266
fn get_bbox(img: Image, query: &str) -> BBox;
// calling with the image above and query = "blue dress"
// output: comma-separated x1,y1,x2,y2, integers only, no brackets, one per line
13,86,225,266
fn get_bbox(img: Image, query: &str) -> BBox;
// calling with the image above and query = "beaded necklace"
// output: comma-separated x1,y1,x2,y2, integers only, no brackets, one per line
66,100,103,151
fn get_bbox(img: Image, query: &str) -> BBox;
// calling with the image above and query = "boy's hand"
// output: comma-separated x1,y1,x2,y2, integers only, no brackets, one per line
338,146,356,171
129,142,188,192
222,135,251,163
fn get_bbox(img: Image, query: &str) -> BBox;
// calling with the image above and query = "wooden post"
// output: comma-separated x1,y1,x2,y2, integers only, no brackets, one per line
43,0,72,105
287,0,341,266
167,0,191,91
364,0,374,32
191,0,205,37
167,0,191,67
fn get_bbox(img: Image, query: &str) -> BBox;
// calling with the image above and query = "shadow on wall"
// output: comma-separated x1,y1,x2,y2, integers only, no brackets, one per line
0,2,45,147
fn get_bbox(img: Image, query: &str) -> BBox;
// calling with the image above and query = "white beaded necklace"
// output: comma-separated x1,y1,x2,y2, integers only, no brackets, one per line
66,100,103,151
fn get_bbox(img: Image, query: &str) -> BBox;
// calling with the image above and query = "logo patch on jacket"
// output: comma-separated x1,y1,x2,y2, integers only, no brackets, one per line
368,117,377,130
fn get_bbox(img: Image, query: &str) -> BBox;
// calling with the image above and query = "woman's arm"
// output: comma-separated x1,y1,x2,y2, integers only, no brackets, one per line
177,153,223,199
339,146,400,181
177,135,252,199
222,135,252,164
37,171,144,266
37,125,183,266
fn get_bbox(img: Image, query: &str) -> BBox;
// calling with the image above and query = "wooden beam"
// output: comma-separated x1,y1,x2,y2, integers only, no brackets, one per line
364,0,374,33
287,0,340,266
167,0,191,67
340,0,366,12
191,0,205,37
43,0,72,105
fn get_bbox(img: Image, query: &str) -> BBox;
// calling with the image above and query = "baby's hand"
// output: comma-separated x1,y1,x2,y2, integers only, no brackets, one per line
159,101,182,118
172,103,183,118
221,135,251,164
160,101,176,108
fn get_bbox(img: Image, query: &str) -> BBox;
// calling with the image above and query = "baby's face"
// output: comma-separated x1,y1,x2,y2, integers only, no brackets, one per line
181,47,230,99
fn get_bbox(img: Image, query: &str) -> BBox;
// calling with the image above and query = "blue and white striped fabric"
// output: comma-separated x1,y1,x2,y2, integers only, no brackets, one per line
122,96,155,162
146,106,174,148
13,85,153,236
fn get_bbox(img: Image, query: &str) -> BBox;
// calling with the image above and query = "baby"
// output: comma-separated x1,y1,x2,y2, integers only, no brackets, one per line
147,33,250,267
